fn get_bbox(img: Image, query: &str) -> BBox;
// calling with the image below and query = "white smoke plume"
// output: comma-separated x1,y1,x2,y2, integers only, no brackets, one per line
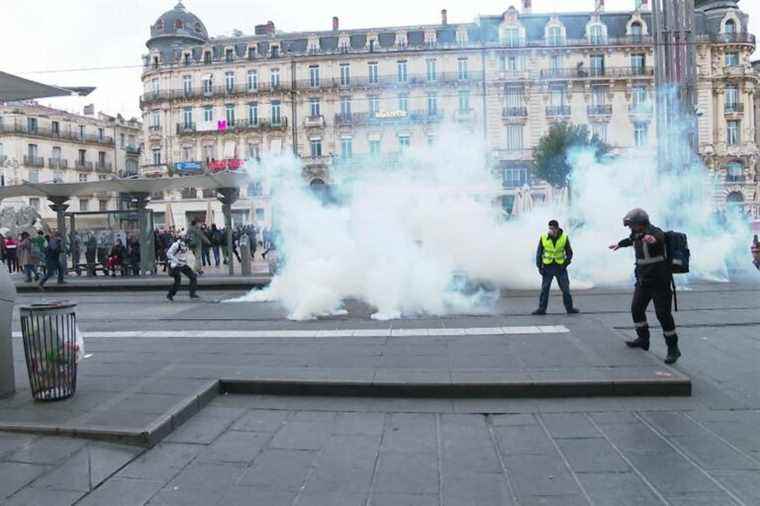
231,121,757,320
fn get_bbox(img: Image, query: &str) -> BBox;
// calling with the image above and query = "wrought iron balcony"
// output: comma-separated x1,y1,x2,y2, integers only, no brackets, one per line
75,161,94,171
502,106,528,118
95,162,113,173
540,66,654,79
23,156,44,167
546,105,571,117
724,102,744,114
587,104,612,116
628,102,654,115
304,115,326,128
726,174,746,183
48,158,68,169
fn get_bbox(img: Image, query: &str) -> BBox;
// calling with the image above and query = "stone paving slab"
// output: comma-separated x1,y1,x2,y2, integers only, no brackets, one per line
4,398,759,505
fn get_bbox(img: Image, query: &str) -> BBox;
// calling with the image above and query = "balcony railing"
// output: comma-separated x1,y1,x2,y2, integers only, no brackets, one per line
587,104,612,116
724,103,744,114
502,106,528,118
23,156,44,167
726,174,746,183
96,162,113,173
48,158,68,169
148,125,161,133
176,118,287,136
0,123,114,145
304,115,326,128
698,33,756,45
540,66,654,79
546,105,571,117
141,82,291,105
125,144,141,155
75,161,94,171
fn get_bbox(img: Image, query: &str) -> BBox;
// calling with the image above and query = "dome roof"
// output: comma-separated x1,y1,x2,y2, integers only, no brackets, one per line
148,1,208,47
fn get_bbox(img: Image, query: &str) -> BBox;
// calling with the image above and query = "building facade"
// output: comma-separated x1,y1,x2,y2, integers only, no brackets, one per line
140,0,759,223
0,103,143,223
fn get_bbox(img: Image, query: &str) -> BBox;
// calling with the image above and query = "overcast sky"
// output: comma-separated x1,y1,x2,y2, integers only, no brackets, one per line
2,0,758,119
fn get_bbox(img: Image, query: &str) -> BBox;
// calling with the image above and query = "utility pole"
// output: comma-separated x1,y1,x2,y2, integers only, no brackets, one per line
651,0,698,174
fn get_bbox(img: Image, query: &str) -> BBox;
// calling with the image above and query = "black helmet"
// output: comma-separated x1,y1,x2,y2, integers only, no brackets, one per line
623,208,649,227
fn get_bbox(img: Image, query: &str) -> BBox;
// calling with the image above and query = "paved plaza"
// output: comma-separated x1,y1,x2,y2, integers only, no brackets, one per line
1,281,759,505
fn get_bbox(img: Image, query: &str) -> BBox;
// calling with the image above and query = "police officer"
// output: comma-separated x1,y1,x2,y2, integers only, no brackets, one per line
532,220,580,315
609,208,681,364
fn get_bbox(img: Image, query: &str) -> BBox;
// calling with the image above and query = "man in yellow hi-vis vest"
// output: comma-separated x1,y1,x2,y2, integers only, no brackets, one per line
532,220,580,315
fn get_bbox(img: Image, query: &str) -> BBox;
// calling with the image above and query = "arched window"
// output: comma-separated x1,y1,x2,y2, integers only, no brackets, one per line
589,24,605,44
547,26,563,46
725,19,736,34
195,22,202,33
175,19,184,30
726,191,744,203
630,21,642,41
503,27,521,47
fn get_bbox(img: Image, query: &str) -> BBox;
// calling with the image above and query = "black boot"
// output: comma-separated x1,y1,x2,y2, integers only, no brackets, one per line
625,337,650,351
664,335,681,365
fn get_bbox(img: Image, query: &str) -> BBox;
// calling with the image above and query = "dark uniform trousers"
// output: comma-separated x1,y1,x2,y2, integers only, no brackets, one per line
631,282,677,342
538,264,574,312
168,265,198,297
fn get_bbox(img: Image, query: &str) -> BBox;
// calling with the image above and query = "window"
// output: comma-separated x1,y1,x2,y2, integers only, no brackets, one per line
369,96,380,115
725,84,739,111
98,128,104,141
726,161,743,181
340,137,352,159
29,169,40,183
151,78,159,93
310,137,322,158
590,54,605,76
270,68,280,88
632,85,648,106
340,96,352,116
634,122,649,147
203,51,212,64
203,77,213,95
248,102,258,125
727,120,740,145
78,174,88,183
255,208,265,221
309,65,320,88
182,146,192,161
183,75,192,95
340,63,350,86
631,54,646,74
397,60,408,83
503,167,528,189
398,94,408,113
506,125,524,151
630,22,642,40
78,149,86,164
548,26,563,46
152,148,161,165
247,143,260,160
51,121,60,136
505,27,521,47
500,54,519,72
203,106,213,122
225,71,235,92
427,93,438,115
120,133,125,147
506,86,523,108
204,144,215,161
589,24,605,44
52,146,62,160
271,45,280,58
369,139,381,156
79,198,89,211
398,134,410,150
151,110,160,128
27,117,38,133
426,59,437,81
458,90,470,112
225,48,234,62
550,54,562,73
98,151,106,166
27,144,38,159
724,19,736,34
309,97,321,118
99,200,108,212
725,52,739,66
457,58,469,80
592,85,607,106
183,107,193,128
247,70,258,91
271,101,282,125
368,62,379,84
550,85,568,106
29,198,40,210
79,125,85,139
591,123,608,143
225,104,236,126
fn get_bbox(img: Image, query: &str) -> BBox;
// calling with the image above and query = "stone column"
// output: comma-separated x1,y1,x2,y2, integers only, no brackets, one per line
217,188,239,276
129,192,153,275
48,196,70,277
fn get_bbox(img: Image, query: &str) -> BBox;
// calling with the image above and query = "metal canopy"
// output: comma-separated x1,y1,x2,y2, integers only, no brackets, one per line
0,71,95,101
0,172,250,200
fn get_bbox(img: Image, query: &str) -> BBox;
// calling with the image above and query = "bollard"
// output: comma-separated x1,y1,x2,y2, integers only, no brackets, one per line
240,241,252,276
0,266,17,398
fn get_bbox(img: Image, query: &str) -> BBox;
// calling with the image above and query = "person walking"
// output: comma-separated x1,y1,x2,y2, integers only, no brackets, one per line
5,236,18,273
532,220,580,315
38,231,65,289
200,224,212,268
210,224,222,267
186,220,210,275
166,236,199,301
18,232,38,282
609,208,681,364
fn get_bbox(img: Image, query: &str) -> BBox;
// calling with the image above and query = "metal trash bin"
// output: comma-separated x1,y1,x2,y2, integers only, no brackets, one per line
19,302,79,401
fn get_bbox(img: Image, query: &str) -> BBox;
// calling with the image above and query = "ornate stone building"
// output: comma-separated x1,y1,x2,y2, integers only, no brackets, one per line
140,0,758,225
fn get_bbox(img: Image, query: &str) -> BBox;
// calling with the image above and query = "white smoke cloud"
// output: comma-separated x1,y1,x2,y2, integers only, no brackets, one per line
230,118,757,320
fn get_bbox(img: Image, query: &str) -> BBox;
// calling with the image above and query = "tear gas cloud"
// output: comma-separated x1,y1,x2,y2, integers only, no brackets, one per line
232,115,756,320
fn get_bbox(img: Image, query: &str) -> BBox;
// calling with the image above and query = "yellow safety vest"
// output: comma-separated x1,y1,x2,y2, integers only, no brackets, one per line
541,233,568,265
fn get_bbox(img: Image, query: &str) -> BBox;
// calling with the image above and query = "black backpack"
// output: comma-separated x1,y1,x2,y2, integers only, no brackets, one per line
664,231,690,274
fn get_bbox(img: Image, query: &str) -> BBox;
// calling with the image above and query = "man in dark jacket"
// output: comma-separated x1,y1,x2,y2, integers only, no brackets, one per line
532,220,580,315
38,231,65,289
610,208,681,364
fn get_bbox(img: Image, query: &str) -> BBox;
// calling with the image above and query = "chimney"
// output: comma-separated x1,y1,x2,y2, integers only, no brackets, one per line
522,0,532,14
595,0,604,11
255,21,275,35
332,16,339,31
441,9,448,25
266,20,275,33
83,104,95,116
